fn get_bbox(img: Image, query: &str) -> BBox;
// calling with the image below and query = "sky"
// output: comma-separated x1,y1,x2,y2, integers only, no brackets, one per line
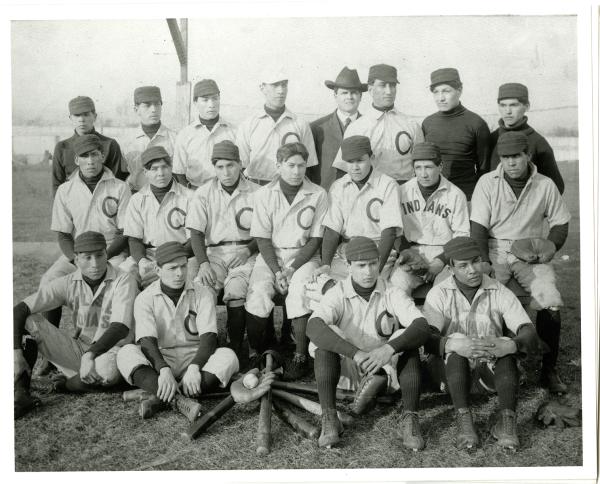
11,15,578,128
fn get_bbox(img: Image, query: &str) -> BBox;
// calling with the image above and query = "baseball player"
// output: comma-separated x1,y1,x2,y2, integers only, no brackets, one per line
172,79,236,189
306,237,430,450
421,68,491,200
309,67,367,190
236,68,319,185
41,134,131,329
52,96,126,196
312,135,401,283
121,145,197,287
332,64,424,184
186,140,260,357
391,141,470,294
14,231,138,418
116,241,239,421
121,86,178,192
470,132,571,393
422,237,543,450
489,83,565,193
245,142,327,380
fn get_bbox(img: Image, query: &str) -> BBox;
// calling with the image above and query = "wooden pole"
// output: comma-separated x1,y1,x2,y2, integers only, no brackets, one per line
167,18,191,130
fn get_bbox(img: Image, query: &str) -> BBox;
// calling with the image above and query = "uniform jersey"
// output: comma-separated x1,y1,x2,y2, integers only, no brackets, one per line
134,279,217,350
332,105,424,181
399,175,470,245
324,169,402,241
51,168,131,245
250,177,327,248
470,164,571,240
423,274,532,339
23,262,137,346
122,180,192,248
172,118,236,187
236,109,318,181
186,176,260,246
121,124,178,192
311,276,424,352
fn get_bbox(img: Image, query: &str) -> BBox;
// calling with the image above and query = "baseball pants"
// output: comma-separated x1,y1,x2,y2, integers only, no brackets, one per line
24,314,122,385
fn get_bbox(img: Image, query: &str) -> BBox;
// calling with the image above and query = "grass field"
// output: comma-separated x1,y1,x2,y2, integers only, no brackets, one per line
12,162,583,472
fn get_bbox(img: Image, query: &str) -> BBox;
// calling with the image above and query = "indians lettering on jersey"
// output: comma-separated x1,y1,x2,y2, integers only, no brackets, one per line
400,197,452,219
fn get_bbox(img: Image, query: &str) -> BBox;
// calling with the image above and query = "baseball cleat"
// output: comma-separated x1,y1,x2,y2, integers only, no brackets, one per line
455,408,479,450
282,353,309,381
174,395,202,422
540,368,568,394
318,409,344,448
400,411,425,451
352,373,387,415
491,409,519,450
14,391,41,419
139,395,168,419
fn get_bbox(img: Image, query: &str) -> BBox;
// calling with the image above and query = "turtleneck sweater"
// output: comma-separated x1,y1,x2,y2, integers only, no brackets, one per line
265,104,286,122
150,179,173,204
142,122,161,139
200,115,219,132
79,170,103,193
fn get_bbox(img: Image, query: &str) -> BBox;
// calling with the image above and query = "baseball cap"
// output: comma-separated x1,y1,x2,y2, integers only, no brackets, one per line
134,86,162,104
69,96,95,115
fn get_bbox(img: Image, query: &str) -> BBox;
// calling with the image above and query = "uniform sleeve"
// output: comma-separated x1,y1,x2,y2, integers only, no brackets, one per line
115,183,132,231
52,142,66,196
309,190,328,238
122,195,144,239
544,181,571,228
386,287,425,328
300,120,318,168
134,293,158,341
50,186,74,234
108,273,138,329
250,190,273,239
172,129,188,175
236,119,252,169
497,284,532,335
422,287,449,334
322,185,345,233
23,276,69,314
474,120,491,177
469,177,492,228
379,180,403,231
310,284,344,327
450,189,471,237
185,191,209,233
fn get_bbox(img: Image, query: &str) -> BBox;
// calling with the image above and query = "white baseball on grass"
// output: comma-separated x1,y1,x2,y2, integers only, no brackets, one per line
242,373,259,389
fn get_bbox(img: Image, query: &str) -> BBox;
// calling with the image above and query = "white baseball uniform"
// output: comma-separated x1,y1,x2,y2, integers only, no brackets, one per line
470,163,571,309
121,124,178,192
236,109,318,182
308,276,424,391
245,177,327,318
324,168,402,280
42,168,131,286
116,279,238,385
186,176,260,305
172,118,236,188
332,105,424,182
23,262,137,382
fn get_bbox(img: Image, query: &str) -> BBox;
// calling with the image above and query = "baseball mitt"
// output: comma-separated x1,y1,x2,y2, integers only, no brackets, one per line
536,401,581,429
395,248,429,276
511,238,556,264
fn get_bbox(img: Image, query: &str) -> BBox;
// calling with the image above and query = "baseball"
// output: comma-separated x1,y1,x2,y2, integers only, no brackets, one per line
242,373,259,389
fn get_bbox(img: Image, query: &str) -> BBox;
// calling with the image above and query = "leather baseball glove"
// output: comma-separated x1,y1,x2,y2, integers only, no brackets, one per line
511,238,556,264
536,401,581,429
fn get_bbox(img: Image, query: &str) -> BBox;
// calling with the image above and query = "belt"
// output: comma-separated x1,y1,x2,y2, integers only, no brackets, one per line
246,177,271,186
207,239,253,248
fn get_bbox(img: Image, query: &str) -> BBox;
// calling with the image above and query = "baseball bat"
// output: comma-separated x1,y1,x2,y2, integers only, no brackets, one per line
271,389,354,426
123,389,230,402
272,399,319,440
272,380,395,404
255,353,273,456
184,395,236,441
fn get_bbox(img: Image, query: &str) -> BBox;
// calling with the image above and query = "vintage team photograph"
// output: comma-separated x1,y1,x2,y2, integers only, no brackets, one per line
8,6,595,480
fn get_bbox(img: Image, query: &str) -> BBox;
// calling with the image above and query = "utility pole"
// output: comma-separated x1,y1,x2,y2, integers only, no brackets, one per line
167,18,191,130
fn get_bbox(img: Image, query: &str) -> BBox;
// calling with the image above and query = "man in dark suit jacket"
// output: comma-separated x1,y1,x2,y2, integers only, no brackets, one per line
309,67,367,190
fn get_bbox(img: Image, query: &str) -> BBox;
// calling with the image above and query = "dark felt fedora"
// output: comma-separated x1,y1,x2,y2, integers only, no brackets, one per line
325,67,367,92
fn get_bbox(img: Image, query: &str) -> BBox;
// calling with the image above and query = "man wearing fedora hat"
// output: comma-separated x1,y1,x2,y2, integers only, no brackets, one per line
309,67,367,190
422,68,491,200
332,64,423,185
52,96,127,197
121,86,178,192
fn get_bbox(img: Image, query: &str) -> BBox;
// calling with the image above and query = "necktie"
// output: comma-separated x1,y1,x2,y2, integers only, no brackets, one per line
343,117,351,133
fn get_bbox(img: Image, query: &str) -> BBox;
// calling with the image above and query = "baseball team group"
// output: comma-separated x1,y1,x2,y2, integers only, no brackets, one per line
14,62,572,453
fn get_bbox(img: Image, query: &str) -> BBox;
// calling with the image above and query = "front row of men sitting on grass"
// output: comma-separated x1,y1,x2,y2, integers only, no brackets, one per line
14,130,570,452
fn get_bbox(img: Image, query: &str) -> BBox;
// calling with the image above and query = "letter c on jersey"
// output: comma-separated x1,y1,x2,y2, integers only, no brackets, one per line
375,311,396,337
281,132,301,145
102,196,119,218
167,207,187,230
297,205,316,230
395,131,413,155
235,207,253,231
184,310,199,336
366,198,383,223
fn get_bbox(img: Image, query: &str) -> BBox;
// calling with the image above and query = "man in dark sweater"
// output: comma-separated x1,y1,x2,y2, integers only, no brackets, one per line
423,237,544,450
470,132,571,394
14,231,138,418
52,96,126,197
306,237,430,450
421,68,491,200
489,83,564,193
116,241,239,421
